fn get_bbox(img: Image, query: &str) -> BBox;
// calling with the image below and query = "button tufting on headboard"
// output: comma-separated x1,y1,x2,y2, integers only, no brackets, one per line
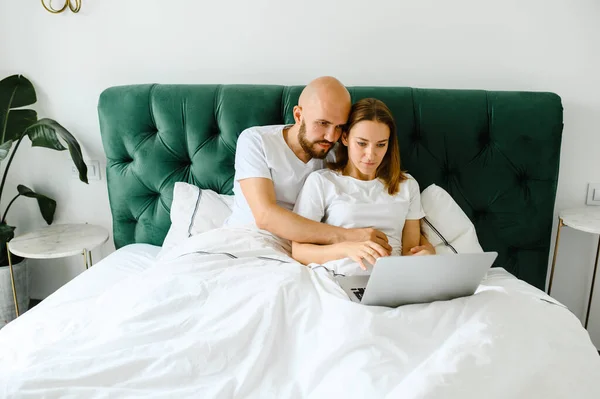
473,208,490,222
409,131,421,143
98,84,563,290
478,130,491,149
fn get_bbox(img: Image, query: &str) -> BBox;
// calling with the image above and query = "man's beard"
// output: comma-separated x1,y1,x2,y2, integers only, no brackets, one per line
298,120,334,160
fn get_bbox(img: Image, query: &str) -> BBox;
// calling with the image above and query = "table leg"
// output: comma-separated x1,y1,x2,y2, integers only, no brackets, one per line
6,243,19,317
83,248,89,270
548,218,564,295
585,235,600,329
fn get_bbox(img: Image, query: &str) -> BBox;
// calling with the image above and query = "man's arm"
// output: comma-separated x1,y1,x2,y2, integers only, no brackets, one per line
240,177,390,248
292,240,389,270
292,241,348,266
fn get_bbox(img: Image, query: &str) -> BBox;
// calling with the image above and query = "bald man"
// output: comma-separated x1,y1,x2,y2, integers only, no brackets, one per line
224,76,392,253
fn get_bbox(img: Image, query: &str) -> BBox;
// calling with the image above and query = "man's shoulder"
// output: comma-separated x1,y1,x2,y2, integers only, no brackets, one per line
239,125,286,142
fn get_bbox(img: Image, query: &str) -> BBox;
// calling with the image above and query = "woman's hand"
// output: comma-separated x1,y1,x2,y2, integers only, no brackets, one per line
408,245,435,256
339,240,390,270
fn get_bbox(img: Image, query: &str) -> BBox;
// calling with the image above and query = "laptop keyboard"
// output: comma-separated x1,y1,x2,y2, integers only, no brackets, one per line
351,288,365,301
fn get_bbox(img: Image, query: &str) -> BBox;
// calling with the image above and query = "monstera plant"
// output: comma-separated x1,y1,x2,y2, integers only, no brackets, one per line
0,74,88,266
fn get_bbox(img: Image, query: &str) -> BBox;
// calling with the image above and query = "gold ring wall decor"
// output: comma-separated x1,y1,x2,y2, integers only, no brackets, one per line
41,0,81,14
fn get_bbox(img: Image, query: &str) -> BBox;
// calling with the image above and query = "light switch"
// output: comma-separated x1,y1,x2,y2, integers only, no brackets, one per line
586,183,600,206
70,160,101,181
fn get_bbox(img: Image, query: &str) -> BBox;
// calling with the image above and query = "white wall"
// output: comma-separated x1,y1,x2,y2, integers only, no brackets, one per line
1,0,599,345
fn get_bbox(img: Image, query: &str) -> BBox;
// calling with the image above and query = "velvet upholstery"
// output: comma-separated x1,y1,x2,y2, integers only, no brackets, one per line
98,84,563,289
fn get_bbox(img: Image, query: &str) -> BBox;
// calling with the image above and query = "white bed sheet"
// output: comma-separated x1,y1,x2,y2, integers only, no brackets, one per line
1,229,599,398
21,243,161,322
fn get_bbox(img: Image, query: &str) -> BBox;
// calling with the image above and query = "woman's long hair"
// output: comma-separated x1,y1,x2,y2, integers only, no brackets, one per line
328,98,407,195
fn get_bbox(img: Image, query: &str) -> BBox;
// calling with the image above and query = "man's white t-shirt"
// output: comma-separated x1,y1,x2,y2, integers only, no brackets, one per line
293,169,425,256
225,125,332,228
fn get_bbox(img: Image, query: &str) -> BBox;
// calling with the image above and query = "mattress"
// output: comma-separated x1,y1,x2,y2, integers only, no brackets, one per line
21,243,161,319
1,229,599,398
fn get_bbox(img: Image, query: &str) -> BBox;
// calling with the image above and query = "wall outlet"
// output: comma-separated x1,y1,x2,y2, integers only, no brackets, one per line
71,160,101,181
586,183,600,206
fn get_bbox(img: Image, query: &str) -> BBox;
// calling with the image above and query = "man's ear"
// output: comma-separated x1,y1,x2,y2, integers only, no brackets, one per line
292,106,302,124
341,132,349,146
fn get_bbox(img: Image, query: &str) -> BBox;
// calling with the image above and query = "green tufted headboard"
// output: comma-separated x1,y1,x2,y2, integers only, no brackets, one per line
97,84,563,290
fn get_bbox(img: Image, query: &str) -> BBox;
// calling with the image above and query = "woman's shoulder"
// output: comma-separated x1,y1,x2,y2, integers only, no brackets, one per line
303,168,333,186
304,169,346,191
403,173,419,183
399,173,421,193
310,168,342,181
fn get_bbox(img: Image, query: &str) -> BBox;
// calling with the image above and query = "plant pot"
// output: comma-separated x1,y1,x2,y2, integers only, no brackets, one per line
0,259,30,328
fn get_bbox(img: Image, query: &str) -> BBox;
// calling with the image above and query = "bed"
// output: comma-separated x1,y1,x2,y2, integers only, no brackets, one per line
0,83,599,398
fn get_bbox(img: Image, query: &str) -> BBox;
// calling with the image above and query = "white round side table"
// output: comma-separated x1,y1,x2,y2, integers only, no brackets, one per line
6,223,109,317
548,207,600,329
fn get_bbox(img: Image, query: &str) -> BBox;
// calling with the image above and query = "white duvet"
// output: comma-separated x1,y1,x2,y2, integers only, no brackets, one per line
1,227,600,399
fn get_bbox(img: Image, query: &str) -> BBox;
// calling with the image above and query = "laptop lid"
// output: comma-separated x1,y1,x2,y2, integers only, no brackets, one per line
361,252,498,307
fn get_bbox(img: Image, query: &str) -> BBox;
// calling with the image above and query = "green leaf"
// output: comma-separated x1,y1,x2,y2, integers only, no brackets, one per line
0,75,36,108
17,184,56,225
0,223,17,266
26,118,66,150
0,75,36,145
0,140,12,161
5,109,38,143
0,223,16,243
25,118,88,184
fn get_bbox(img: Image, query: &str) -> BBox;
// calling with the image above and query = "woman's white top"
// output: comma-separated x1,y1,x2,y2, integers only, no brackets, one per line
294,169,425,261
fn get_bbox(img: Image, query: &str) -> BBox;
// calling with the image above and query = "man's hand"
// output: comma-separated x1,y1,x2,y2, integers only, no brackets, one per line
339,240,390,271
346,227,392,255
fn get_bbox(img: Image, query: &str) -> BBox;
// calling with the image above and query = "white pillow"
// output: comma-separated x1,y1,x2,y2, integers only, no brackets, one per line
159,182,234,256
419,184,483,254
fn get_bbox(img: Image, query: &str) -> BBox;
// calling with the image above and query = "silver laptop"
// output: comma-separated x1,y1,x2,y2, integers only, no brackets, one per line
337,252,498,307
